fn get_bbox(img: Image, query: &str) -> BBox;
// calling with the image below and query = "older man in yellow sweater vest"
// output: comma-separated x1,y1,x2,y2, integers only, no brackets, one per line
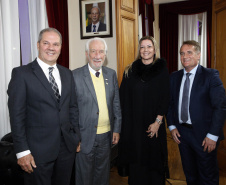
72,37,121,185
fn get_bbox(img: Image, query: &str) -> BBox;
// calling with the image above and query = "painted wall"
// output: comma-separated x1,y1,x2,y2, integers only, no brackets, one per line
68,0,117,71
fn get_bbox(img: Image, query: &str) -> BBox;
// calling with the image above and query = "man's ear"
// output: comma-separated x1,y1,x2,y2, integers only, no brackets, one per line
37,42,40,50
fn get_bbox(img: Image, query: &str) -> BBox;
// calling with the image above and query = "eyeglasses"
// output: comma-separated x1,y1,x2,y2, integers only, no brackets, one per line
89,49,106,55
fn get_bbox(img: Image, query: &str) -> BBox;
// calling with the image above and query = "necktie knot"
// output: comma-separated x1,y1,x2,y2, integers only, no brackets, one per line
49,67,54,73
186,73,191,78
95,72,100,77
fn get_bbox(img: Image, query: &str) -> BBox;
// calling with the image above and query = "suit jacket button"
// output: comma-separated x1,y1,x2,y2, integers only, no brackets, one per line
97,112,99,115
95,126,97,128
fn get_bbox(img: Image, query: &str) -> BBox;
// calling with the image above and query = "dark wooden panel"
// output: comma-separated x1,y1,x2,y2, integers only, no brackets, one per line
212,0,226,176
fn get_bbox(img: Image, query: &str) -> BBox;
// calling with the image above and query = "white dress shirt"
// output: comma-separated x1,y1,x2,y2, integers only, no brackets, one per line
88,63,102,76
16,58,62,159
169,64,218,142
91,21,100,32
37,57,62,95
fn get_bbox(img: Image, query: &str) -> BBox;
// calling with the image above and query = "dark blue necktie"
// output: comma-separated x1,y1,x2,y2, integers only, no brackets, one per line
93,25,96,32
181,73,191,122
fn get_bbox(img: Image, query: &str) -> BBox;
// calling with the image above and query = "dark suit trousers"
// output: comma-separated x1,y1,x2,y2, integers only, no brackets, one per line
76,131,111,185
23,136,76,185
177,124,219,185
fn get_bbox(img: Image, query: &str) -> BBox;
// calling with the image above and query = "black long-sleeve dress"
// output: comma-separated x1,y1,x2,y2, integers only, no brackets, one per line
118,58,170,185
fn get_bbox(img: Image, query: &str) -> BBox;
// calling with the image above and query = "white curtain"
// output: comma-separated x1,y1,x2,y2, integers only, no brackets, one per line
28,0,48,61
0,0,20,139
0,0,48,139
200,12,207,67
138,14,143,40
178,13,207,70
178,14,198,70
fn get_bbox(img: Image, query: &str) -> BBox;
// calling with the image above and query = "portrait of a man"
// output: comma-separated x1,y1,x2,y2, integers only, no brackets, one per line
86,4,106,33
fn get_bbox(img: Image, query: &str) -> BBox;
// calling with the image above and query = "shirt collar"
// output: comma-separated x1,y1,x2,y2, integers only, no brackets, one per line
37,57,57,71
88,63,102,76
92,21,100,28
183,64,199,76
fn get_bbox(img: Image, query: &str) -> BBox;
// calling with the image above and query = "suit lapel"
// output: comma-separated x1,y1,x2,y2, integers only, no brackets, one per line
102,67,110,107
83,65,98,105
58,65,67,107
175,70,184,113
190,65,202,103
32,60,59,106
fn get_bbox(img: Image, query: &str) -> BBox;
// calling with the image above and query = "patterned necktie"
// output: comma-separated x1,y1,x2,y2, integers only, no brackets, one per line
93,25,96,32
95,71,100,77
49,67,60,103
181,73,191,123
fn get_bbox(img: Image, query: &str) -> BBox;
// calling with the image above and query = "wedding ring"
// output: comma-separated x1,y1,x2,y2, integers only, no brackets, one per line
150,132,153,136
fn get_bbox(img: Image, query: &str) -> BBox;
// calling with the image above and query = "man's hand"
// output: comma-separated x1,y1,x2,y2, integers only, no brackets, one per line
76,142,81,152
202,137,216,153
112,132,120,144
171,128,181,144
17,154,36,173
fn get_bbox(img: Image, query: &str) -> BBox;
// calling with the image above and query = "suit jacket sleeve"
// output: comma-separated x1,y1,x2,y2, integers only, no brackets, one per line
156,61,170,116
112,71,122,133
208,70,225,136
69,71,81,140
7,68,29,153
166,72,177,127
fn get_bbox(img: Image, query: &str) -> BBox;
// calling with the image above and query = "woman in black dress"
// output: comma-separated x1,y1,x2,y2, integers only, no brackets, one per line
118,36,170,185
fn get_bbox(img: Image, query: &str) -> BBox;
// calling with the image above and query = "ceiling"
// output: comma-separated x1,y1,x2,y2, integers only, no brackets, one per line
154,0,187,4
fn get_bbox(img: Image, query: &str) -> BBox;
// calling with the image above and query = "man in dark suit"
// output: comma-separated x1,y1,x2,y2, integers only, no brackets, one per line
7,28,81,185
167,40,225,185
86,6,106,33
72,37,121,185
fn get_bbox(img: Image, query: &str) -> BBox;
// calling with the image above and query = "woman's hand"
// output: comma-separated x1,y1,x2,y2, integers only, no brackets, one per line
146,122,160,138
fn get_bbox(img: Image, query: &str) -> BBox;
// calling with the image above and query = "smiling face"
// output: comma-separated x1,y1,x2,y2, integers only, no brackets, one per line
37,31,62,66
91,7,100,24
180,44,200,72
86,40,106,71
140,39,156,65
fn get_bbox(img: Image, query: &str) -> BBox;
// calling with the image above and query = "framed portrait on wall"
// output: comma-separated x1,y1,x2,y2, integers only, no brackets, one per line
79,0,113,39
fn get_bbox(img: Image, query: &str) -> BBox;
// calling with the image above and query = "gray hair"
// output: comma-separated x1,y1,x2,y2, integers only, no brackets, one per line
91,6,101,14
180,40,201,53
38,28,62,44
85,37,108,54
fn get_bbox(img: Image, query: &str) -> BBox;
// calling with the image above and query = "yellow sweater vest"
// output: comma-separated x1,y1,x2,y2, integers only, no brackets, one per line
90,72,110,134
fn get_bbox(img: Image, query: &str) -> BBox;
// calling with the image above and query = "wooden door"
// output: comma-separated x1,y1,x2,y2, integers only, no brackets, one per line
212,0,226,179
115,0,138,85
